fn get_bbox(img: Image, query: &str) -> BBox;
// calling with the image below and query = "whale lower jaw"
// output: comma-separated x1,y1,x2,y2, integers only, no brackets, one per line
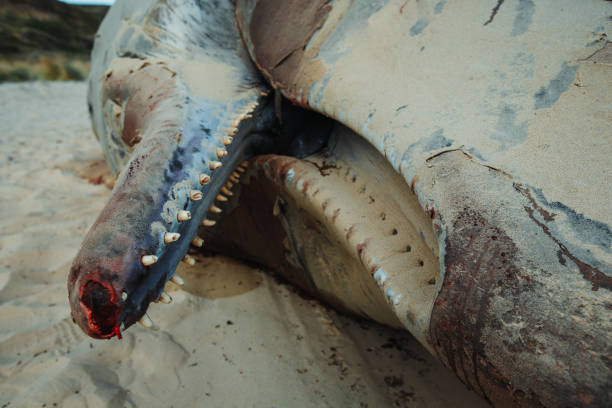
198,123,440,351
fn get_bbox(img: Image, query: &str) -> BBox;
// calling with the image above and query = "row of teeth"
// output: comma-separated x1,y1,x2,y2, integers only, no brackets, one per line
134,159,249,329
132,97,261,329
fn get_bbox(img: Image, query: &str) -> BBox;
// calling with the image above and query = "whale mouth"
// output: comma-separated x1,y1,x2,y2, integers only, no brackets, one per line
66,0,440,343
69,83,440,343
196,123,442,338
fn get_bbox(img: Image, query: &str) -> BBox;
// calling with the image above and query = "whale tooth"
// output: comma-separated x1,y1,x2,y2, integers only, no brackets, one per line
182,255,196,265
170,274,185,286
177,210,191,222
232,171,240,178
225,180,233,188
223,136,232,146
199,174,210,185
209,205,222,213
164,232,180,243
209,161,222,170
240,160,249,167
189,190,203,201
138,314,154,328
191,236,204,247
230,119,240,128
229,128,238,136
216,194,228,202
141,255,158,266
202,219,216,227
220,186,233,196
216,148,228,159
157,292,172,304
236,166,246,173
229,175,239,183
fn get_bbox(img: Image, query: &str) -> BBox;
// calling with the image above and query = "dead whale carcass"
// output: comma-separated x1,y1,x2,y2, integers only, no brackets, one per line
68,0,612,406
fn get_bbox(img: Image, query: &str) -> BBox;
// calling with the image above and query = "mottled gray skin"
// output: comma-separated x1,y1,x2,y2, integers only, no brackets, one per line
70,0,611,407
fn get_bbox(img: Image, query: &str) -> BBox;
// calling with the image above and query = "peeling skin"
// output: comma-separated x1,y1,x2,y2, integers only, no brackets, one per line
515,184,611,292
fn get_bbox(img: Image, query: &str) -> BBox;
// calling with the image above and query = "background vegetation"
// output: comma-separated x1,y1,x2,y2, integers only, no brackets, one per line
0,0,108,82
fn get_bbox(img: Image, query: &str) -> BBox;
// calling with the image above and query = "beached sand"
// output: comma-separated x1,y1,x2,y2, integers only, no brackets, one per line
0,82,488,407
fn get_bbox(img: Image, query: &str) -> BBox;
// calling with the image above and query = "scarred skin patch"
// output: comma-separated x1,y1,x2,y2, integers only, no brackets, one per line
425,150,611,407
429,209,543,406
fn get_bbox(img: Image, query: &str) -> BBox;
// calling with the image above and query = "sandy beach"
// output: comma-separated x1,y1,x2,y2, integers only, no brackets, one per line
0,81,488,407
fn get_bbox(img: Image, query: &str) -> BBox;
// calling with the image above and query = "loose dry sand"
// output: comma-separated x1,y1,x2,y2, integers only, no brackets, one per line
0,82,488,407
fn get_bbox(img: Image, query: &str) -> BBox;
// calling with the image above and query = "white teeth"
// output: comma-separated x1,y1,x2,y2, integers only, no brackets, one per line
240,160,249,167
158,292,172,304
209,161,222,170
138,314,154,328
220,186,233,196
191,236,204,247
189,190,203,201
209,205,222,213
182,255,196,265
199,174,210,185
177,210,191,222
232,171,240,178
216,194,228,202
225,181,233,189
121,291,128,301
236,166,246,173
230,119,240,128
229,175,239,183
223,136,232,146
164,232,180,243
202,219,216,227
216,148,227,159
229,128,238,137
141,255,158,266
170,274,185,286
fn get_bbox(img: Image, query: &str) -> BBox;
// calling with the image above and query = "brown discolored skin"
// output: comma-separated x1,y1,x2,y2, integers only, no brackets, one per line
426,151,611,407
236,0,331,104
113,64,176,148
430,209,545,407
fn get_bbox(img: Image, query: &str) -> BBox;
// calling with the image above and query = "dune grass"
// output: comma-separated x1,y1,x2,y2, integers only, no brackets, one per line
0,53,90,82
